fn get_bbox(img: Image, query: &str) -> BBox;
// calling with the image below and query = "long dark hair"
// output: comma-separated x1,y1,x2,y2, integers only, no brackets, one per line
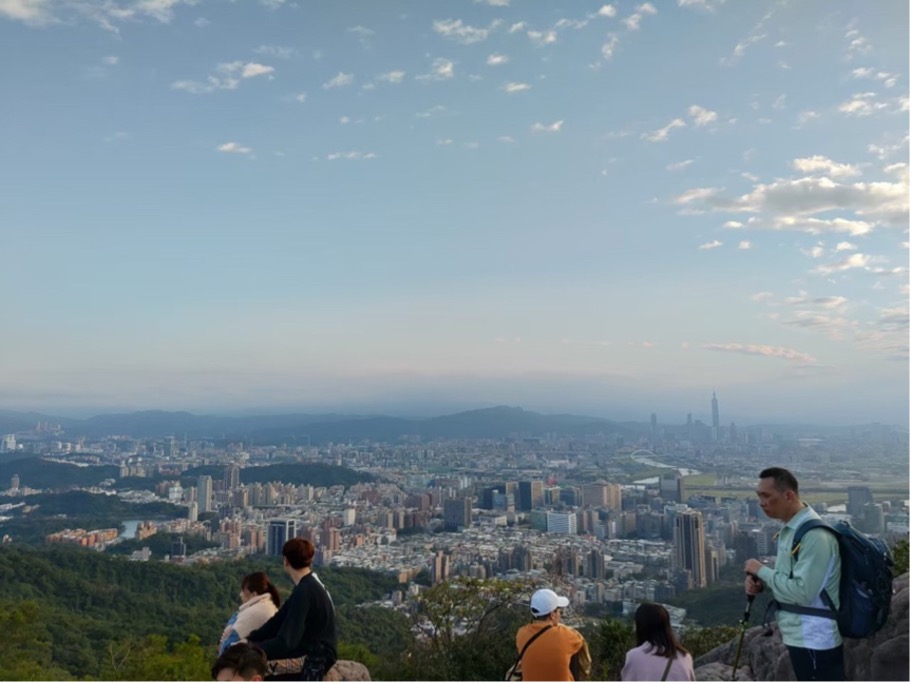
634,603,689,658
242,571,281,608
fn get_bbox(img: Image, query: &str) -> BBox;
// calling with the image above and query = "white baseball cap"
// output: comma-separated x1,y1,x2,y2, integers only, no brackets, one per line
530,588,570,617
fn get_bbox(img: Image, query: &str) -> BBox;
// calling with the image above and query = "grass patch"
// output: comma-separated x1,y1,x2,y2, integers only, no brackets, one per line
683,473,717,487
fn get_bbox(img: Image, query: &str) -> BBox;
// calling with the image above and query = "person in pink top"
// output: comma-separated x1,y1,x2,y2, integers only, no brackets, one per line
621,603,696,681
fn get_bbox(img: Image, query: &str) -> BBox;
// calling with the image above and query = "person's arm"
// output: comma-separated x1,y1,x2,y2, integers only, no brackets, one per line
756,529,839,606
253,582,311,660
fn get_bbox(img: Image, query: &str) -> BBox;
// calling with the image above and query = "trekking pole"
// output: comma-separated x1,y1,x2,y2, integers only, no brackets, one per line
731,593,755,681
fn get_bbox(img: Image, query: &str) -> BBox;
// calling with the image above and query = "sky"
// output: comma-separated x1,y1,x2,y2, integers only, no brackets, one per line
0,0,909,424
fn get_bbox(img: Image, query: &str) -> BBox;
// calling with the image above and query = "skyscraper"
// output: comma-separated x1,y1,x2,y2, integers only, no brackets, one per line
518,481,544,511
847,486,874,519
197,475,213,513
660,472,685,504
674,510,707,589
443,497,472,531
224,465,240,491
10,474,19,491
711,392,720,441
268,519,296,556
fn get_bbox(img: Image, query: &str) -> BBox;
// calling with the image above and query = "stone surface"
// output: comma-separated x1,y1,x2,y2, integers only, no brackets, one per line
695,573,909,682
323,660,371,681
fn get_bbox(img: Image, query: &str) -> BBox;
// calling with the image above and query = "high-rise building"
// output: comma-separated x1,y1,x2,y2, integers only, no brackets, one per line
224,465,240,491
518,481,544,511
674,510,707,589
10,474,20,491
432,550,451,584
861,503,885,534
711,392,720,441
847,486,874,519
443,498,472,531
546,512,577,535
171,537,187,558
606,483,622,511
587,549,606,579
268,519,296,556
660,472,686,504
164,436,176,458
581,482,610,507
197,475,213,513
188,501,198,522
0,434,16,453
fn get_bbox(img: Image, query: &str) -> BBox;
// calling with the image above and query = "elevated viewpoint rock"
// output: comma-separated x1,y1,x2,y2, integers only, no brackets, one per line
695,573,909,681
323,660,371,681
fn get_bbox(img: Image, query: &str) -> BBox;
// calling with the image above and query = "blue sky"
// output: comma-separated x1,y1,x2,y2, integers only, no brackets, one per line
0,0,909,423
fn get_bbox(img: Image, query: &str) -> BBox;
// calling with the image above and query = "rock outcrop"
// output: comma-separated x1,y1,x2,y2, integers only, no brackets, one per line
324,660,371,681
694,573,909,681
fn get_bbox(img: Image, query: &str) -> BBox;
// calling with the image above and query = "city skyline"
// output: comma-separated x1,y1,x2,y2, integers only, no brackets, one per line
0,1,908,424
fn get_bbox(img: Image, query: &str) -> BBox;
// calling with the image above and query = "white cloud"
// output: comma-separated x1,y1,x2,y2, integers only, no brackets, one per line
675,187,723,204
497,135,515,143
666,159,694,171
415,105,446,119
502,82,531,93
531,120,563,133
688,104,718,126
867,135,909,160
751,291,774,302
554,17,590,30
476,0,509,5
772,216,874,236
347,25,374,37
812,253,875,275
508,21,526,33
835,241,857,252
376,70,406,83
487,53,509,66
601,34,620,60
294,92,307,103
703,342,816,363
240,62,274,78
791,155,860,178
527,29,557,46
597,5,617,17
698,240,723,250
796,110,821,126
172,61,274,94
327,151,377,161
436,138,453,146
433,18,492,44
801,242,826,259
623,2,657,31
217,142,253,155
678,0,719,10
323,72,354,89
103,55,119,65
851,67,898,88
738,240,752,250
0,0,53,24
722,220,743,228
772,94,786,110
844,28,871,59
642,117,686,142
838,92,906,117
416,58,454,82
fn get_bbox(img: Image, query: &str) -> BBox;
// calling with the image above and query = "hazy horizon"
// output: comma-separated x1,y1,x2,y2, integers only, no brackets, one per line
1,1,908,426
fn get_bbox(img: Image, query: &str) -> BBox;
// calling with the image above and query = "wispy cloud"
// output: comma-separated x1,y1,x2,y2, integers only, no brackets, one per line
376,70,406,84
597,5,617,18
172,61,274,94
253,45,297,59
527,29,557,46
623,2,657,31
601,34,620,60
703,342,816,363
416,58,455,82
502,82,531,93
326,151,377,161
698,240,723,250
791,155,860,178
738,240,752,250
838,92,907,117
666,159,694,171
487,53,509,66
851,67,898,89
531,120,563,133
217,142,253,155
433,18,493,44
688,104,717,126
642,117,686,142
322,72,354,89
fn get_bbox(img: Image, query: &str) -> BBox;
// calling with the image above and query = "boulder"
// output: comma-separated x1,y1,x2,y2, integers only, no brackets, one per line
323,660,371,681
695,573,909,682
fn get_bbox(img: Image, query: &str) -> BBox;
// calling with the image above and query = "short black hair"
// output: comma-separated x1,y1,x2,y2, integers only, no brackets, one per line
211,643,267,681
283,537,315,570
759,467,799,495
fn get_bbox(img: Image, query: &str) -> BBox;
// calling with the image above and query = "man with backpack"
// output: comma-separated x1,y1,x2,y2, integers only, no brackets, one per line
743,467,845,681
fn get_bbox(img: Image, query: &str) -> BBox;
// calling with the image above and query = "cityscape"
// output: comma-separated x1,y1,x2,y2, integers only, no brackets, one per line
1,395,907,632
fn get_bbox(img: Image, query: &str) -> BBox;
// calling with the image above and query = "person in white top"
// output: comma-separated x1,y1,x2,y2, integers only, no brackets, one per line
219,572,282,654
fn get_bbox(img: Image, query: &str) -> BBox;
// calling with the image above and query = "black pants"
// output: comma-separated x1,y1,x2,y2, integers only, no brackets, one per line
786,645,845,681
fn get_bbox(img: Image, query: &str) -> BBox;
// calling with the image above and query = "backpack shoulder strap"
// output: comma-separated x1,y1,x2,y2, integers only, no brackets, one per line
660,653,675,682
774,518,839,619
790,519,834,556
507,625,553,679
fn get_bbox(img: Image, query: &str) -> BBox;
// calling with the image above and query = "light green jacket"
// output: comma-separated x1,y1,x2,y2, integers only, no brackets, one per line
757,505,842,649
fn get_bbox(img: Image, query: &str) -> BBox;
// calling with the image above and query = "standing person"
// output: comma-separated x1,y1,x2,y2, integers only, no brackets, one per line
621,603,695,681
743,467,844,681
212,643,268,682
248,538,338,681
514,588,589,681
219,572,282,654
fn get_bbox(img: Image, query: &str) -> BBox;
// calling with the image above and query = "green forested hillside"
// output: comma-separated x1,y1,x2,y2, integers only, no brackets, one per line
0,545,407,680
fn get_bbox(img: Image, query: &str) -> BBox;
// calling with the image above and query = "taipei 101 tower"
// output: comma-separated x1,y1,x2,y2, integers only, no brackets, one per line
711,392,720,442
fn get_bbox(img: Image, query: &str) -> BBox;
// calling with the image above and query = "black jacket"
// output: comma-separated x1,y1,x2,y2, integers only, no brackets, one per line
249,571,338,663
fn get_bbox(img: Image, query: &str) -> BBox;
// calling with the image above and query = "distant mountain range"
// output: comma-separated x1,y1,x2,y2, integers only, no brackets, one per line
0,406,638,445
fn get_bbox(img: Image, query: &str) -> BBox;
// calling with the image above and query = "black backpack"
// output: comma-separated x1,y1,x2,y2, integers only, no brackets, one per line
773,519,894,639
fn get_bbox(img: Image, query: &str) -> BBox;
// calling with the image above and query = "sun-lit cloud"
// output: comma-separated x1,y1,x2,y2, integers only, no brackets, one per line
838,92,907,117
623,2,657,31
217,142,253,155
527,29,558,46
738,240,752,250
597,5,617,18
416,58,455,82
791,155,860,178
531,120,563,133
172,61,274,94
688,105,717,126
642,118,686,142
487,53,509,66
698,240,723,250
502,82,531,93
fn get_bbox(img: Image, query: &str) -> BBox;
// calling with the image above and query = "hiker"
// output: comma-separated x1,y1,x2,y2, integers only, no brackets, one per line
621,602,695,681
247,538,338,681
212,643,268,681
744,467,844,681
219,572,282,654
513,588,589,681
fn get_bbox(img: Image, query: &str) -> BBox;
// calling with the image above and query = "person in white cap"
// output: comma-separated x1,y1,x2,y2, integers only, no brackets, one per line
513,588,589,681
